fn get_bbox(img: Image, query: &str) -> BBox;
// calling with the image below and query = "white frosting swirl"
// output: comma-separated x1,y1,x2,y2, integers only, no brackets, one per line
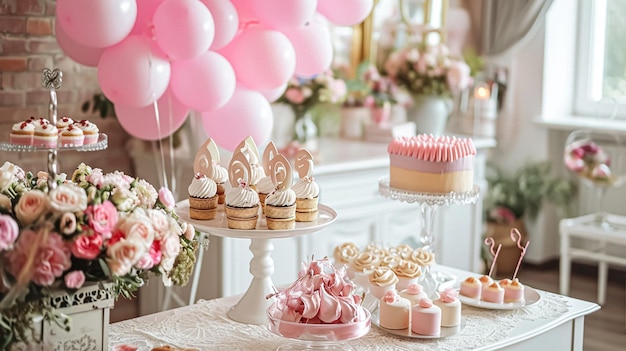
256,176,275,194
74,120,99,133
292,176,319,199
249,164,264,186
226,186,259,208
34,123,57,135
210,162,228,184
12,121,35,132
265,187,296,207
188,175,217,198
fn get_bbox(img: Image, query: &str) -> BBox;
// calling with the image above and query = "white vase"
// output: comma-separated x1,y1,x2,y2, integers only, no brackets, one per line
340,106,370,139
406,95,453,136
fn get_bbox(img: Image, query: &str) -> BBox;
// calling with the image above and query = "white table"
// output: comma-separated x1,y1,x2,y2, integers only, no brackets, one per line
110,265,599,351
560,213,626,305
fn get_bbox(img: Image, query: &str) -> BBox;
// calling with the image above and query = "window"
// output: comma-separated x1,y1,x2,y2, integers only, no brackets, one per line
574,0,626,119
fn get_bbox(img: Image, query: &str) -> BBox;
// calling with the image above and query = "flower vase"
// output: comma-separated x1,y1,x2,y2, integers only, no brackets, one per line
406,94,452,136
340,106,370,139
294,110,318,150
371,101,392,126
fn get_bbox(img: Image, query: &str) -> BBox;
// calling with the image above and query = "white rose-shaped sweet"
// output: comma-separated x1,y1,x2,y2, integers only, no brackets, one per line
106,239,147,276
333,242,360,266
350,251,381,274
15,190,48,225
392,259,422,279
411,248,435,266
369,266,399,287
48,183,88,213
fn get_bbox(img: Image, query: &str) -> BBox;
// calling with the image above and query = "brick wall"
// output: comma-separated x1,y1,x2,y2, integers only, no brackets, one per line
0,0,134,176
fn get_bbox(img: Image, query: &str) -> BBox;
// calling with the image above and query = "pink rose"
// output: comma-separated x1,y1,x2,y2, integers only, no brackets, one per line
106,239,146,276
48,183,88,213
86,168,105,187
147,209,170,240
446,61,472,93
15,190,48,225
0,214,19,251
64,270,86,289
183,222,195,241
160,232,181,258
135,240,162,270
71,231,103,260
117,210,155,249
158,187,175,210
85,201,118,239
285,87,305,104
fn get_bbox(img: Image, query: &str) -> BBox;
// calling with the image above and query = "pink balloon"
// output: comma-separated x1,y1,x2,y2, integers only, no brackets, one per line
171,51,236,111
258,83,287,102
130,0,165,37
317,0,374,26
200,0,239,50
115,88,189,140
252,0,317,30
98,35,171,107
230,0,257,26
56,0,137,48
201,86,274,151
283,15,333,76
55,20,104,67
222,26,295,90
153,0,215,60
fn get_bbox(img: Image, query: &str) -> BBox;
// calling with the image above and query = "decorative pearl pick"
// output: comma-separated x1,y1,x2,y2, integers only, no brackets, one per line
228,150,251,188
270,154,292,190
484,237,502,278
510,228,530,281
295,149,314,179
193,139,214,177
263,141,278,176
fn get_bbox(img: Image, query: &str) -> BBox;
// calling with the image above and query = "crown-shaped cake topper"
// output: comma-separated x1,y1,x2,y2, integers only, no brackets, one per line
269,154,292,190
484,237,502,278
510,228,530,281
262,141,278,176
194,139,214,177
237,135,260,165
295,149,314,179
228,150,252,188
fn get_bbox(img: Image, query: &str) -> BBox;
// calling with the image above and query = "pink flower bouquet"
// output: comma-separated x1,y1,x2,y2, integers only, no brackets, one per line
0,162,198,349
278,70,347,120
564,139,613,183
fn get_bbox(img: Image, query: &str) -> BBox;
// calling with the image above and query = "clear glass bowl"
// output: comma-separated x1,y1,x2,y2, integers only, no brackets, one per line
267,303,371,344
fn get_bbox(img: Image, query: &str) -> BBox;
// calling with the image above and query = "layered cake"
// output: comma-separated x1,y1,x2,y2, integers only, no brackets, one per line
434,287,461,327
399,283,428,306
411,298,441,336
388,134,476,193
367,266,398,299
392,259,422,291
459,276,481,299
292,149,319,222
257,141,279,213
264,154,297,230
379,289,411,330
74,119,99,144
225,151,259,229
10,120,35,145
187,174,218,220
59,124,84,146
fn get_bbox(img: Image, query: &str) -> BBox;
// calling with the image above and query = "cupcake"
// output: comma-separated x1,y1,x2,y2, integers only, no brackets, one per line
187,173,218,220
194,138,228,204
392,259,422,291
264,154,296,230
74,119,99,144
332,242,360,273
292,149,319,222
59,124,84,146
257,141,279,213
33,121,57,147
410,248,436,267
10,120,34,145
434,287,461,327
237,136,264,191
349,251,381,288
56,116,74,131
367,266,398,299
225,151,259,230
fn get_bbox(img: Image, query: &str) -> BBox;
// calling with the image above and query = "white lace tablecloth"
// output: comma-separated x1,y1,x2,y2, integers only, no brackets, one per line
109,289,586,351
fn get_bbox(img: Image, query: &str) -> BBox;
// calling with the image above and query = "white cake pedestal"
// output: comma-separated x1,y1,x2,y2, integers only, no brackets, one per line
175,201,337,325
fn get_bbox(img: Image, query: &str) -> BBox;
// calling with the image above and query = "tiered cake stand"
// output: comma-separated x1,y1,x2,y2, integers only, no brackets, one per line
378,177,479,297
0,69,108,189
175,200,337,325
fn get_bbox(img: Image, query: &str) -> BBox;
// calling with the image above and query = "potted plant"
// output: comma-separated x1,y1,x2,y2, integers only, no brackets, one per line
483,161,577,276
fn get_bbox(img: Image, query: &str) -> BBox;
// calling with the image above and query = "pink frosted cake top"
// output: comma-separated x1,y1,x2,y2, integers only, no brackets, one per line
388,134,476,162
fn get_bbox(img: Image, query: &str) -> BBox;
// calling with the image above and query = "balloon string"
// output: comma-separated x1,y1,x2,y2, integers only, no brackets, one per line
166,93,176,199
148,50,169,190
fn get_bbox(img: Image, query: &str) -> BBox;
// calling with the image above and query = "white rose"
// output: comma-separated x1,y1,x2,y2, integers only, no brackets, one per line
134,179,158,208
15,190,48,225
111,187,138,212
0,165,16,193
147,209,170,240
48,183,88,213
183,222,195,241
160,232,181,258
106,239,147,276
117,209,154,249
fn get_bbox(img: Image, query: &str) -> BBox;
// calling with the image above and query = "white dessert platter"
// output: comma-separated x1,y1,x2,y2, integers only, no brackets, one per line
456,284,541,310
0,133,108,152
174,200,337,325
371,309,465,339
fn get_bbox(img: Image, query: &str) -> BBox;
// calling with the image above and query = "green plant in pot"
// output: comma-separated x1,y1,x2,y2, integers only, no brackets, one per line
483,161,577,276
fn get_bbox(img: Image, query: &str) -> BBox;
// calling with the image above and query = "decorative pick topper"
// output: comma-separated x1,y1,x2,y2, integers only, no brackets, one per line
263,141,279,176
206,137,221,164
269,154,292,190
236,135,260,165
228,151,251,188
295,149,314,179
484,237,502,278
510,228,530,281
193,139,214,177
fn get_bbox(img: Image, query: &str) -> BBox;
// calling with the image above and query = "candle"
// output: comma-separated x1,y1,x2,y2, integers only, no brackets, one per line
473,82,498,137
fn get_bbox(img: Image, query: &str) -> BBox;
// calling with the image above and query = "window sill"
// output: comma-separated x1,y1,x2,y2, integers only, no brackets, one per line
535,115,626,134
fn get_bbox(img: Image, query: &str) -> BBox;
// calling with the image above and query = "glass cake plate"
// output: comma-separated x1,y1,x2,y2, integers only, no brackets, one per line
0,133,108,152
267,302,371,350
